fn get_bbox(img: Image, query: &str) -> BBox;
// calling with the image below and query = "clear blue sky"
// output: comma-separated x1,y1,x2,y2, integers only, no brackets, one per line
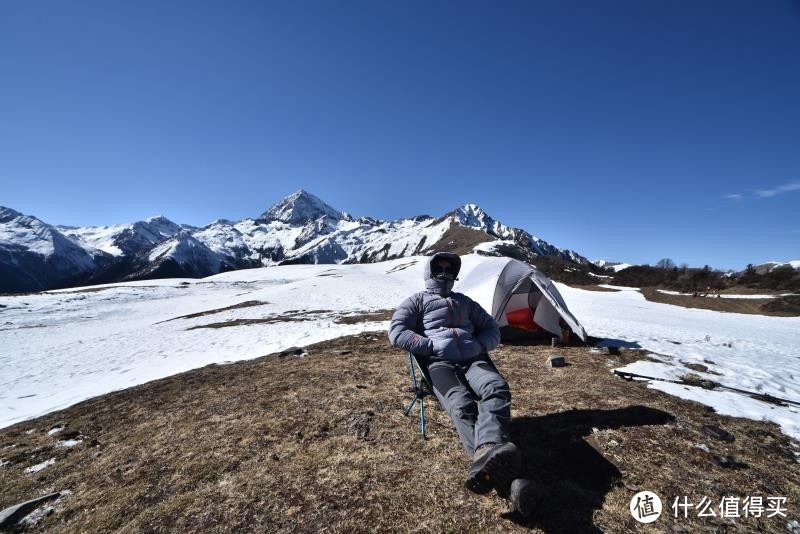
1,1,798,270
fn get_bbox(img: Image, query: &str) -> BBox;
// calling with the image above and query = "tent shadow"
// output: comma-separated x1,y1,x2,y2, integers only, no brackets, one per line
506,406,675,532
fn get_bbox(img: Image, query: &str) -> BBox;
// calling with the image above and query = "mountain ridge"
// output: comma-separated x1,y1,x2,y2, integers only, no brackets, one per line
0,192,596,293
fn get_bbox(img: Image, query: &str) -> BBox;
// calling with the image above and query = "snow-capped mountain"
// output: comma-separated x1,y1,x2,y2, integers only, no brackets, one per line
0,207,107,292
593,259,634,272
0,190,588,293
57,216,187,257
452,204,585,263
752,260,800,274
260,189,351,225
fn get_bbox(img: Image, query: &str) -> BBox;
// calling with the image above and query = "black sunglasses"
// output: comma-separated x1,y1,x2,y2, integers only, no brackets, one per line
432,262,455,275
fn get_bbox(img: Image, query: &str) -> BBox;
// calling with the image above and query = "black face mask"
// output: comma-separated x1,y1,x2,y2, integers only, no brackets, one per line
431,262,456,281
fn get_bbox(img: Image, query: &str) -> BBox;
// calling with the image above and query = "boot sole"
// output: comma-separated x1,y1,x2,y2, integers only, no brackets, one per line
465,443,519,495
509,478,541,519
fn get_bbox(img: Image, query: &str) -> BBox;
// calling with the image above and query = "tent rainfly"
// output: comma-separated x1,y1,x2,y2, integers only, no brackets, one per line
458,257,588,342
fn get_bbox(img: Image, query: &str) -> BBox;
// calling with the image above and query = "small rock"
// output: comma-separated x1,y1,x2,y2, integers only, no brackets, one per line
547,355,566,368
701,425,735,442
19,506,54,527
712,455,748,469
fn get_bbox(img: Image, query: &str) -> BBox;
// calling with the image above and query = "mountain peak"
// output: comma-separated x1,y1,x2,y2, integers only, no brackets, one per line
0,206,23,223
260,190,346,225
451,203,495,230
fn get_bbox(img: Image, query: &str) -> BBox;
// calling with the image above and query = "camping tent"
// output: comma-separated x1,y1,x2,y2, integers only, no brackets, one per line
458,257,588,342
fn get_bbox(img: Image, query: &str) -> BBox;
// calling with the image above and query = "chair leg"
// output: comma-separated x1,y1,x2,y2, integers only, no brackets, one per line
405,393,421,416
420,397,426,439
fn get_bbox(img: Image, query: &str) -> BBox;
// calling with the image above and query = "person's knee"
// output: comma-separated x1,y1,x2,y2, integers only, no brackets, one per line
479,378,511,401
444,389,477,420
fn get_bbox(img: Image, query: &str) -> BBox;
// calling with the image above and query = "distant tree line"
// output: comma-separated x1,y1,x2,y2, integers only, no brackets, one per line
611,259,800,293
524,255,799,293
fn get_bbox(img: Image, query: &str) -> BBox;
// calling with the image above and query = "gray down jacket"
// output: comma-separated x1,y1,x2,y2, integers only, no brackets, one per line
388,252,501,362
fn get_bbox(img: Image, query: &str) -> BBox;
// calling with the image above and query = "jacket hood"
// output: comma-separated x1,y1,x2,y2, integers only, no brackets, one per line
424,252,462,296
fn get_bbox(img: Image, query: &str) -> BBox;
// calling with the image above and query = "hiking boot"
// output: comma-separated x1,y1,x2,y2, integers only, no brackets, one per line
508,478,541,519
465,442,520,495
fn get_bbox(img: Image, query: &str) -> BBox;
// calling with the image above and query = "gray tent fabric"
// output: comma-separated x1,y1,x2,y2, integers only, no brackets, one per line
457,257,587,342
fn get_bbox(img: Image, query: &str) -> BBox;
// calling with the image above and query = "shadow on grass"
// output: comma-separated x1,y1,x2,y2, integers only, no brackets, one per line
508,405,675,532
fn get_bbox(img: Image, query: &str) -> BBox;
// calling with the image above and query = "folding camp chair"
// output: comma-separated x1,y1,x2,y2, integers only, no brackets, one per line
404,352,434,439
403,352,483,439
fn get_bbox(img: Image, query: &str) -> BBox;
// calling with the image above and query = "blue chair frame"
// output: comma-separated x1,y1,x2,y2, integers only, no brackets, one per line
404,352,433,439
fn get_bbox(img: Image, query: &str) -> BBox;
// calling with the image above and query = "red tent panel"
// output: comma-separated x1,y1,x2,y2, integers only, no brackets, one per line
505,307,545,332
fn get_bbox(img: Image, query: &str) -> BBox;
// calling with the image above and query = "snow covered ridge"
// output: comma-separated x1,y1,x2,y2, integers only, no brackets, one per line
0,190,586,293
754,260,800,273
593,259,633,272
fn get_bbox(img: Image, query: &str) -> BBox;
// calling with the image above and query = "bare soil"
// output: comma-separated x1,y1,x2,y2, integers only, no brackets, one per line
1,334,798,532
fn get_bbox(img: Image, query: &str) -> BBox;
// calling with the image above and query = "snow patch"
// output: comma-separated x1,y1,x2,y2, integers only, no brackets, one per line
25,458,56,473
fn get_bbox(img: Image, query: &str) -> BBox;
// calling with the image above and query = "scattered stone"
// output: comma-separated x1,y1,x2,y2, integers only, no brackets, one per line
701,425,735,442
278,347,307,358
547,355,566,368
712,455,748,469
622,479,639,492
344,412,374,439
681,374,717,389
60,430,81,440
683,362,709,373
19,506,54,527
338,350,352,355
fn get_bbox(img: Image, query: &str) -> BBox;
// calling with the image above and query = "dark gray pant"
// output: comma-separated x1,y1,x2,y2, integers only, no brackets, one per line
427,355,512,457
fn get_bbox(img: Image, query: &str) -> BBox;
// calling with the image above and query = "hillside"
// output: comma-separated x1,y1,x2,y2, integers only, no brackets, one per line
1,334,798,532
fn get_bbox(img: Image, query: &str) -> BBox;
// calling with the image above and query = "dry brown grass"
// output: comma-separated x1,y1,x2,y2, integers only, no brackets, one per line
640,288,798,317
157,301,269,323
1,334,798,532
333,310,394,324
570,285,621,293
47,285,164,294
186,310,333,330
426,225,495,256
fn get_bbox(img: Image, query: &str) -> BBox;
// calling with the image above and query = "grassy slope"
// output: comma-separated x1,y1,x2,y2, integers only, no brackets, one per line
1,332,798,532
